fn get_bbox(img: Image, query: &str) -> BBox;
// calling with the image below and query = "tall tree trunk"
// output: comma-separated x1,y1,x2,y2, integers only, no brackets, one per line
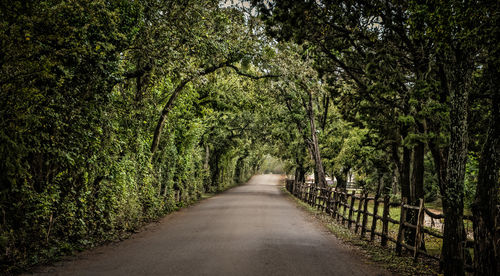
320,95,329,130
234,151,249,184
391,141,402,195
207,149,222,192
440,58,472,276
412,140,425,201
335,168,349,191
400,133,412,202
305,89,327,188
392,170,399,195
472,74,499,276
400,142,413,244
295,160,306,184
408,138,426,248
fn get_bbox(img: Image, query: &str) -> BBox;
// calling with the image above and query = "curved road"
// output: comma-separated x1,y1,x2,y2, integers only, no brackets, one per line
30,174,392,276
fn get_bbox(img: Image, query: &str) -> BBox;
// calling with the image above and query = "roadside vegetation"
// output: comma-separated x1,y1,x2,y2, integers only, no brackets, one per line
286,189,438,276
1,1,498,275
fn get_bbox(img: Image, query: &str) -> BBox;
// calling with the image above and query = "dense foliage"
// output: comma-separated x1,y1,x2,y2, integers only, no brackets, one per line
1,1,498,275
252,1,499,275
0,0,273,272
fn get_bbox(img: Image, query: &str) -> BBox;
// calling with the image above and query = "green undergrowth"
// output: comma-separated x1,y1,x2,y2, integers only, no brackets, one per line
18,178,249,276
283,187,440,276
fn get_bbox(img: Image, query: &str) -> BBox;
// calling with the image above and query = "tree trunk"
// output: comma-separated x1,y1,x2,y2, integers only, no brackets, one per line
234,151,249,184
391,141,402,195
295,162,306,184
412,140,425,201
207,149,222,192
305,89,327,188
320,95,329,130
440,58,472,276
335,172,346,191
472,78,499,276
400,143,412,202
151,79,191,154
401,143,414,245
204,145,209,171
408,139,426,249
150,61,237,155
392,170,399,195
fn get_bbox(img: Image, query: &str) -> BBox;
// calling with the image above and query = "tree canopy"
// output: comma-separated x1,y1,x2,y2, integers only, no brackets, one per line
1,1,498,275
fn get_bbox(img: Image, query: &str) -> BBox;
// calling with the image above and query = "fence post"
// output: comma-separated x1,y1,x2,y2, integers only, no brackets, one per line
355,193,364,234
396,197,407,255
332,190,339,218
302,183,306,200
314,187,318,207
370,195,380,241
325,188,329,213
342,192,348,225
311,186,316,206
309,185,312,202
316,188,321,209
321,187,330,213
305,185,308,202
330,187,335,214
303,184,307,201
318,188,322,209
361,193,369,238
303,183,306,200
309,185,312,204
325,187,333,214
301,183,305,200
381,195,390,246
348,190,356,229
310,186,315,206
337,191,343,221
321,188,327,211
413,198,425,261
317,187,321,209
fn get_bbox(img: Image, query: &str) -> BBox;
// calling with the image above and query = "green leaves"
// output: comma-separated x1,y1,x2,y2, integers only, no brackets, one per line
1,1,286,271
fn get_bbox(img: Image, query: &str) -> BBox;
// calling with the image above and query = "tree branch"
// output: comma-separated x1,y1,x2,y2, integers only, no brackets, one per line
151,59,282,155
151,60,239,154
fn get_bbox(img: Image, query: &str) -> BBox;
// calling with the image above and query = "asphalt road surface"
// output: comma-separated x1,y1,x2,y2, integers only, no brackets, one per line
29,174,392,276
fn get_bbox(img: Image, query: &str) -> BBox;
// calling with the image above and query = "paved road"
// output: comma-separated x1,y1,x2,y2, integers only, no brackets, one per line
30,174,392,276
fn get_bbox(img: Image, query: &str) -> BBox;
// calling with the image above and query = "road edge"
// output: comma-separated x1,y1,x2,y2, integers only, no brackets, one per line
279,183,439,276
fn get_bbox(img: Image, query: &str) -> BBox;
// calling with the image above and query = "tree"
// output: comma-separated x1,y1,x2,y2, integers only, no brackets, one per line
266,43,328,188
254,1,498,275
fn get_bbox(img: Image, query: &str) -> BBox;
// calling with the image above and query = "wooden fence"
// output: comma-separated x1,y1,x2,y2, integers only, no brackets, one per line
285,179,480,269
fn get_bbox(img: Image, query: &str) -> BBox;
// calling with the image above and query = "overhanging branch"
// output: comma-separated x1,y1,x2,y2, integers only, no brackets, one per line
150,60,281,155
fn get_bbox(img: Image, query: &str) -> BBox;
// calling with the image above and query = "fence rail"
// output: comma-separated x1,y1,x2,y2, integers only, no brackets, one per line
284,179,489,269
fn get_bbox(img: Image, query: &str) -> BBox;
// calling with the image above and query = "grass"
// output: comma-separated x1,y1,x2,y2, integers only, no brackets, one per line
305,189,477,257
284,187,441,275
361,200,445,256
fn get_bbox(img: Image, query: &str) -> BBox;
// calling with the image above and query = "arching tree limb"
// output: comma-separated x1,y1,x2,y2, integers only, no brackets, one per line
150,78,192,154
150,61,280,154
